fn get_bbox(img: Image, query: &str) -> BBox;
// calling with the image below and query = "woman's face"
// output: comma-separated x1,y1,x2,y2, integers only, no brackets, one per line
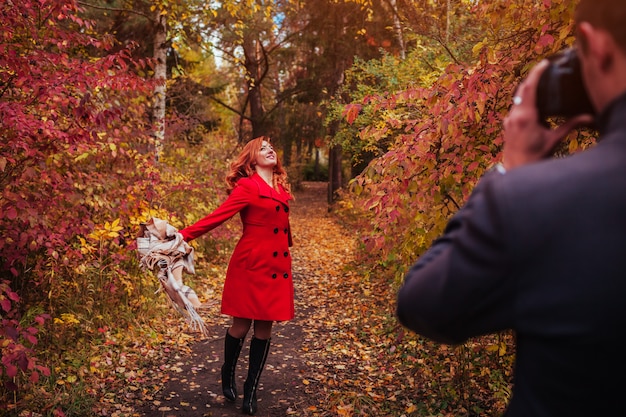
255,140,277,169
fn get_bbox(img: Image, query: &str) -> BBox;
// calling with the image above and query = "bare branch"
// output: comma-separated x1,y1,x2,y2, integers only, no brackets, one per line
76,1,154,22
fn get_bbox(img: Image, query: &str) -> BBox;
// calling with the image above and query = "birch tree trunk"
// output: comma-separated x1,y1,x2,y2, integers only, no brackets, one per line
152,9,167,160
389,0,406,59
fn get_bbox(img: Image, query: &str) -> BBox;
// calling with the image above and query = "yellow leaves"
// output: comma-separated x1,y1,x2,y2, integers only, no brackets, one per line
568,137,579,153
349,179,364,196
149,4,167,16
74,152,90,162
89,356,101,375
78,237,95,255
54,313,80,326
139,208,175,226
88,218,123,241
342,0,372,6
109,142,117,156
472,40,497,64
487,341,508,356
472,39,486,56
56,374,77,385
118,274,135,297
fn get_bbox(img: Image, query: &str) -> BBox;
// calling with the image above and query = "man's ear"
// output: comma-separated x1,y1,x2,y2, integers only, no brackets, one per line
578,22,614,72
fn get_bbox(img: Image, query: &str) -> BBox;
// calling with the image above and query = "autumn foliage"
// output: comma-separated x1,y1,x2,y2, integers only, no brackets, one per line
0,0,598,415
1,0,160,411
336,1,593,281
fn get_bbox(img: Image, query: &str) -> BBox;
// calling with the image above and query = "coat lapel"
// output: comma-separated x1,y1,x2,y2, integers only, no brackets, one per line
250,173,292,205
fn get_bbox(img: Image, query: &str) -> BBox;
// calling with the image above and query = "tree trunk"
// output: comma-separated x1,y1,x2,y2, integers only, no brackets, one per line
389,0,406,59
243,36,267,139
153,9,167,160
446,0,451,44
327,145,342,205
314,147,320,180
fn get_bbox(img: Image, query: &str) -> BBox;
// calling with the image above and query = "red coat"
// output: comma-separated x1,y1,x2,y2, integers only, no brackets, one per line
179,173,294,321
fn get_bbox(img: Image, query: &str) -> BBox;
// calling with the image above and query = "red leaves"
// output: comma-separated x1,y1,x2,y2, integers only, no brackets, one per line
0,284,19,313
536,33,555,52
0,280,50,390
0,0,158,405
342,104,362,125
338,2,583,273
0,0,157,274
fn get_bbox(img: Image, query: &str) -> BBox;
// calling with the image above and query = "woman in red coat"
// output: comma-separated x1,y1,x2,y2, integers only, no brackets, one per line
179,136,294,415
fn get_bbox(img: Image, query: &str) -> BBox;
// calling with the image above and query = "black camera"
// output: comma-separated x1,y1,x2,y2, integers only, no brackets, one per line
535,48,595,121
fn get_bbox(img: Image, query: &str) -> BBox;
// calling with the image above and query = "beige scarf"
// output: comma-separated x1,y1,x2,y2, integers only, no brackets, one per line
137,217,208,336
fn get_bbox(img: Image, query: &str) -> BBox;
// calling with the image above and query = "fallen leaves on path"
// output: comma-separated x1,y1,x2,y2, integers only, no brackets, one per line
93,182,512,417
274,183,424,416
282,182,513,417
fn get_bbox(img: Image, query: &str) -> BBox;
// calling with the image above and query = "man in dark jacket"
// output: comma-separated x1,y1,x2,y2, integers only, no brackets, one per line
396,1,626,415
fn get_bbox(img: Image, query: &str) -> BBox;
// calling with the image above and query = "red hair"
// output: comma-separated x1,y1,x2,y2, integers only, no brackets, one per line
225,136,291,195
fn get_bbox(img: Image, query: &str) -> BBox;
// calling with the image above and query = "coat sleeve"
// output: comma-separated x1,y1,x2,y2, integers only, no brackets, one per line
179,179,254,242
396,171,516,345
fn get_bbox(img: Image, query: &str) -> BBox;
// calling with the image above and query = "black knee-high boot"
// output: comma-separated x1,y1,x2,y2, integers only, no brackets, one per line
222,330,244,402
242,337,271,415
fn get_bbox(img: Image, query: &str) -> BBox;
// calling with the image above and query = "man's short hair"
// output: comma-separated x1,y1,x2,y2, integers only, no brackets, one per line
576,0,626,51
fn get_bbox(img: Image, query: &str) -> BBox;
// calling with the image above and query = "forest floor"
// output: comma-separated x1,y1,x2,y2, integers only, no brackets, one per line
133,181,405,417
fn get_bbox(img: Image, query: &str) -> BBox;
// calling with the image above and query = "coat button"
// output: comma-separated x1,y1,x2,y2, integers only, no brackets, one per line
275,205,280,211
273,251,278,257
283,273,289,279
284,206,289,213
274,228,279,234
272,273,277,279
283,228,288,234
283,251,288,257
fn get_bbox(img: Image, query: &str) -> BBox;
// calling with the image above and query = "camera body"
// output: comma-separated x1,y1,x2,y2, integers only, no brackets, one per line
535,48,595,121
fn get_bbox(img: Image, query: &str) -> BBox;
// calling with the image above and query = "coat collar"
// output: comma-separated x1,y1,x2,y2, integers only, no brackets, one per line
250,173,292,205
597,91,626,138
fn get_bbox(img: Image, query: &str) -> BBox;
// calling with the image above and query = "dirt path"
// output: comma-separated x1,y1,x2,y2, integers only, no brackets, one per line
137,182,357,417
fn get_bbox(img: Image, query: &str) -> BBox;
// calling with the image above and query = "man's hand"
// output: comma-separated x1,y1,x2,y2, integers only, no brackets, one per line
502,60,593,170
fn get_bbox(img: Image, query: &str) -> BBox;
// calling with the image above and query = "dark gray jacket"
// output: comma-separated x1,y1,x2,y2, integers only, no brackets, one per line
397,93,626,416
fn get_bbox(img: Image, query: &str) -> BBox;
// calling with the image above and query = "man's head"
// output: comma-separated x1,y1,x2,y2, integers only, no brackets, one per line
576,0,626,52
575,0,626,114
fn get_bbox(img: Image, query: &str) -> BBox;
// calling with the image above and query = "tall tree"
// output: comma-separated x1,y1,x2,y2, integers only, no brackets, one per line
152,3,167,157
200,0,294,142
78,0,219,154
